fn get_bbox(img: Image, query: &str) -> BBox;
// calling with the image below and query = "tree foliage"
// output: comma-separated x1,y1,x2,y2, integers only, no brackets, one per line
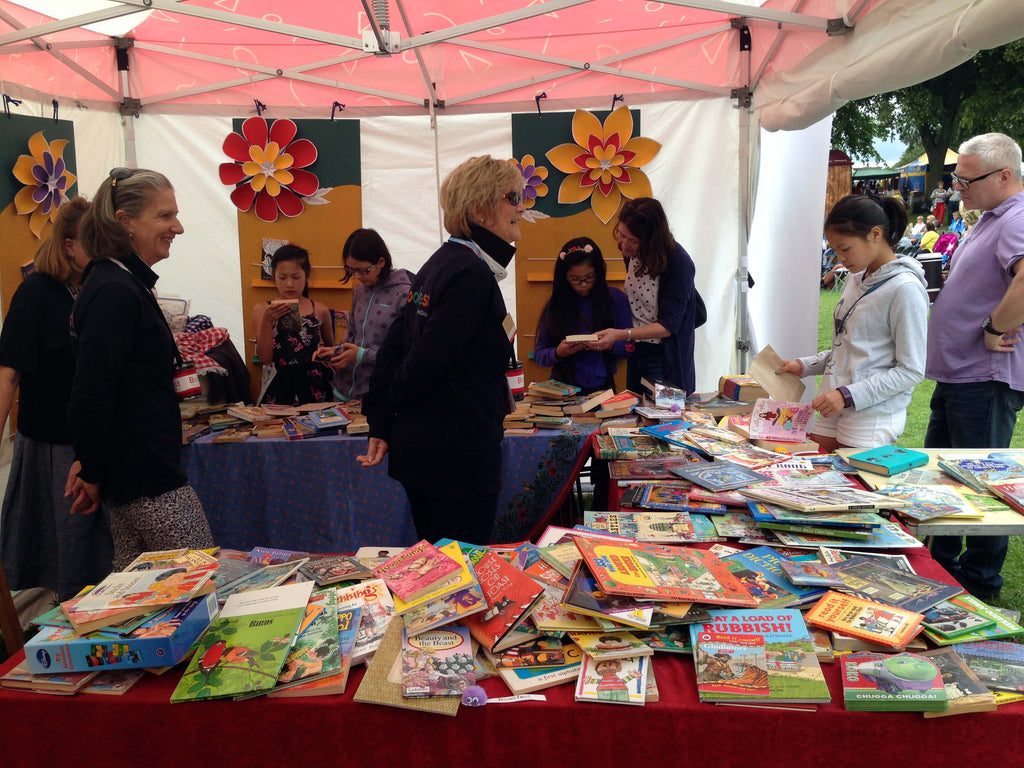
831,41,1024,190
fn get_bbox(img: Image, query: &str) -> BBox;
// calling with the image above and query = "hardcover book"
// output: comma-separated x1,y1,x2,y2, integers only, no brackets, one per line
803,590,925,649
574,653,649,705
747,398,814,442
828,556,963,613
268,606,361,698
689,608,830,704
562,561,656,630
298,555,372,585
921,600,997,639
873,484,982,522
371,540,463,603
847,446,930,476
490,642,585,695
170,581,315,702
840,652,947,711
584,510,696,543
669,460,771,491
950,639,1024,692
777,558,845,588
258,588,341,696
919,647,999,717
529,584,602,634
401,626,476,698
568,630,653,660
458,548,544,652
936,455,1024,493
920,594,1024,645
984,477,1024,515
573,538,758,607
722,545,825,608
493,636,567,669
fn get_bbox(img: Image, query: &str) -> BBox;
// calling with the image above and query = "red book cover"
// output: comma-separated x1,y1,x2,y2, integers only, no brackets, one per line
459,549,544,652
371,540,462,603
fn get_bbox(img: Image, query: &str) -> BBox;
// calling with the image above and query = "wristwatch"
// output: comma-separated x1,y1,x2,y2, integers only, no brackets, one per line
983,315,1006,336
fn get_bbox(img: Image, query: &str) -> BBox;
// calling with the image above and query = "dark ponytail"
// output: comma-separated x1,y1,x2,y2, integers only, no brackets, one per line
825,194,907,249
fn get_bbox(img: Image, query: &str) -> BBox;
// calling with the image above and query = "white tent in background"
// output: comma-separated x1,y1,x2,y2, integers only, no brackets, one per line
2,0,1022,388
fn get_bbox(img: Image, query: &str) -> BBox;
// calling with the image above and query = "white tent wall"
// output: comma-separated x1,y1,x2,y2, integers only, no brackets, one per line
7,93,827,394
748,115,832,382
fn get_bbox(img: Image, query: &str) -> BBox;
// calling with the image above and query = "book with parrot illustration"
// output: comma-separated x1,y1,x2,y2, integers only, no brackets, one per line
170,581,314,702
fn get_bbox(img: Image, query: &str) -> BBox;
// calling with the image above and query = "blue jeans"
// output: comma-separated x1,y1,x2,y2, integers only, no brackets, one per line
626,342,665,396
925,380,1024,597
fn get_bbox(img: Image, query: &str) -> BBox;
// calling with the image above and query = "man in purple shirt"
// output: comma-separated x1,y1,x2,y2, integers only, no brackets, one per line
925,132,1024,601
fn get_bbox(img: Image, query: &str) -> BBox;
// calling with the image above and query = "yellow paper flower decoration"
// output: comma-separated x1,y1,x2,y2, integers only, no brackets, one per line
13,131,77,238
546,107,660,224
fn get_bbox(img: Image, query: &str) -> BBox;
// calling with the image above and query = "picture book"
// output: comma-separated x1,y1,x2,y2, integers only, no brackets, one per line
722,546,825,608
745,501,884,530
490,642,585,695
306,406,351,431
687,424,750,445
246,546,309,565
391,540,480,620
298,555,372,585
922,600,997,639
574,653,649,705
638,420,702,449
353,621,459,716
568,629,653,660
668,460,770,491
757,521,873,541
170,581,314,702
642,626,693,654
636,485,699,515
607,453,708,480
212,556,261,592
937,455,1024,493
400,583,488,637
777,558,845,588
640,377,688,410
573,538,758,607
765,520,925,550
920,594,1024,645
335,578,397,665
846,446,930,476
60,561,218,634
529,584,602,634
688,608,830,704
215,558,307,602
950,639,1024,693
839,652,947,711
561,562,655,630
747,398,814,442
268,606,361,698
80,669,147,695
984,477,1024,515
919,647,998,717
828,556,963,613
872,484,982,522
493,636,567,669
739,485,910,513
0,661,100,694
710,510,762,539
803,591,924,649
594,432,684,460
123,548,218,571
260,588,341,695
746,344,807,402
458,548,544,652
686,391,757,417
584,509,695,543
355,546,408,569
371,540,463,603
400,625,476,698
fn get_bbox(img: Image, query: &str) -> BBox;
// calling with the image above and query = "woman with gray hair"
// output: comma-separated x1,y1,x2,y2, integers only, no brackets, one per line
358,155,525,544
67,168,214,570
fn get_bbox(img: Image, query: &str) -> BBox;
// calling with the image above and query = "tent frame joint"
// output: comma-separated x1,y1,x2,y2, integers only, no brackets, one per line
731,86,752,109
826,18,853,36
423,98,445,109
119,97,141,116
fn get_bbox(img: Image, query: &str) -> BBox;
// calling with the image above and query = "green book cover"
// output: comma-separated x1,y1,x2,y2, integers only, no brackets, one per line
171,581,314,702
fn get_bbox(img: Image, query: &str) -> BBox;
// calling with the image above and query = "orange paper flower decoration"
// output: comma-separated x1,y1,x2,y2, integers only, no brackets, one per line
545,107,660,224
13,131,77,238
219,117,319,223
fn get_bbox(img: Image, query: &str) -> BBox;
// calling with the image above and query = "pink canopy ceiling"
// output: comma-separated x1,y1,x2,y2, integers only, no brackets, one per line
0,0,885,117
2,1,1022,128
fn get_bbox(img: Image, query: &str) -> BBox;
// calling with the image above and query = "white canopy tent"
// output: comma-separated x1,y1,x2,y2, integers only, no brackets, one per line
2,0,1022,390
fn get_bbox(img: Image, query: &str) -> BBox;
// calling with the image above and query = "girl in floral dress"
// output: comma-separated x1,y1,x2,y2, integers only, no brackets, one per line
253,244,335,404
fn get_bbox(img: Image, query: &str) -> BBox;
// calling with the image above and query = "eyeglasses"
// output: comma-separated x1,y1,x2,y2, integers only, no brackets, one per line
951,168,1005,190
567,273,596,286
108,167,135,209
503,191,524,206
344,263,377,277
614,226,640,247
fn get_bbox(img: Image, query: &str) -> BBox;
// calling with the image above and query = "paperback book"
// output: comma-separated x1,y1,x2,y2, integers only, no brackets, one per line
936,455,1024,493
567,629,653,660
562,561,656,630
920,594,1024,645
391,540,480,618
921,600,997,639
371,540,463,603
574,653,649,706
689,608,830,704
335,578,397,665
170,581,315,702
747,398,814,442
828,556,963,612
607,453,707,480
739,486,910,513
803,590,924,649
573,538,758,607
919,647,998,717
490,642,585,695
668,460,771,492
722,545,825,608
583,510,696,543
216,558,308,603
267,606,361,698
950,639,1024,693
400,626,476,698
839,652,947,712
298,555,372,585
872,484,982,522
458,548,544,653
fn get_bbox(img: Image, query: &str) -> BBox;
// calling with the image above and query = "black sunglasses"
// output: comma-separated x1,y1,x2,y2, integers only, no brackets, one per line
109,167,135,209
503,190,524,206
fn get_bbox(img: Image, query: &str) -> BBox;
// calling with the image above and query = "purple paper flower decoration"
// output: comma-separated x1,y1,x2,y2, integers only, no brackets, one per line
13,132,77,238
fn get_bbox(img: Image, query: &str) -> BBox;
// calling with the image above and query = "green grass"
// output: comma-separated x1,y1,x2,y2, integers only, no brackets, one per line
817,289,1024,619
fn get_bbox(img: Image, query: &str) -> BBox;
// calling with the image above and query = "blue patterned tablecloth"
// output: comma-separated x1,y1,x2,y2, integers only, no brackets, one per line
183,426,594,552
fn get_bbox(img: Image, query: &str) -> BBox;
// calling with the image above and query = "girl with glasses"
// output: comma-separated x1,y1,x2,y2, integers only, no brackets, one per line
534,237,631,394
253,244,335,405
316,228,412,402
777,194,928,451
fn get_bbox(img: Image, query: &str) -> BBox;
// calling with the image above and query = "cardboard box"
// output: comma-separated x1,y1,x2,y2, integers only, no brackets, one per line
25,592,217,674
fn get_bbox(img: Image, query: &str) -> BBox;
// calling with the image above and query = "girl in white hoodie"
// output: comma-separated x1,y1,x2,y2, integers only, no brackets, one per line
779,195,929,450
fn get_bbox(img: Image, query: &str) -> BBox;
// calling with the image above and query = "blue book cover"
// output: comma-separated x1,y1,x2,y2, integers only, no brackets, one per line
638,420,702,449
848,446,929,476
722,546,825,608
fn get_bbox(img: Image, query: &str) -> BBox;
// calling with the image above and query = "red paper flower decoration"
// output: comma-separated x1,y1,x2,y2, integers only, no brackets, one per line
219,117,319,222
